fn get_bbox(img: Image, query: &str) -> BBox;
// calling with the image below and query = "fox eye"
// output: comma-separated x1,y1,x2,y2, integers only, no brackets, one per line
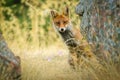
63,21,67,24
55,22,60,25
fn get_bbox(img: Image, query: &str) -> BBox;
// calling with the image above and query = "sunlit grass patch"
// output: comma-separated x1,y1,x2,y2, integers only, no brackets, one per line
14,45,119,80
20,46,79,80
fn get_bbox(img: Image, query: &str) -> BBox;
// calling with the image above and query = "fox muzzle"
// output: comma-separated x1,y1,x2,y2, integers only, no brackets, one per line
59,27,66,32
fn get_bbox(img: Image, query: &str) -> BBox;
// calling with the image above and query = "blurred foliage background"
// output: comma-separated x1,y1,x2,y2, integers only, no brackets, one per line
0,0,79,50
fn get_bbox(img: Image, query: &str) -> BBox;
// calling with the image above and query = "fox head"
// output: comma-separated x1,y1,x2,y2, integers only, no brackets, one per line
51,7,72,33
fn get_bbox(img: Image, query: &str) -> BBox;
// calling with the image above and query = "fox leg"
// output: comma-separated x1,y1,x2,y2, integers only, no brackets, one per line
68,56,75,69
68,52,79,70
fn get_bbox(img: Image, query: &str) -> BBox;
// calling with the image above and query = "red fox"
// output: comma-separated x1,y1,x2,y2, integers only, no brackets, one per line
51,7,96,69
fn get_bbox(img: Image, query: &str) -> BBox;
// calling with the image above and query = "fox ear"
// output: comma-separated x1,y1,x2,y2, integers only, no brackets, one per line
51,10,58,18
63,6,69,16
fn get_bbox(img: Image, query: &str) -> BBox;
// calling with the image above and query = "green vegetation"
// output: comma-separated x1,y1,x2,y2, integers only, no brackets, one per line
0,0,79,50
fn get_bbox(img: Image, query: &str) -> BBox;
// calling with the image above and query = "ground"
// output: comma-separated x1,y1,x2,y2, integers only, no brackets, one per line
20,45,81,80
10,44,120,80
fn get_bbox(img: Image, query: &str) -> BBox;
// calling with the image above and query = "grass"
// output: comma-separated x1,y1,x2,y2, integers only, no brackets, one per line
12,44,119,80
19,45,81,80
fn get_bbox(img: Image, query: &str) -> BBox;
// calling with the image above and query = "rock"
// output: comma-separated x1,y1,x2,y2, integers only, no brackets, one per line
0,32,21,80
76,0,120,62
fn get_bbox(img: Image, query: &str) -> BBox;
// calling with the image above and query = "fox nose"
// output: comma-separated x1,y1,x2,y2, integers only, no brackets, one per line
59,28,65,32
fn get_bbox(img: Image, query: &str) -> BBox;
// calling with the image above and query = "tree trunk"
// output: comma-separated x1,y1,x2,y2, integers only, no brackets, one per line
76,0,120,62
0,31,21,80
